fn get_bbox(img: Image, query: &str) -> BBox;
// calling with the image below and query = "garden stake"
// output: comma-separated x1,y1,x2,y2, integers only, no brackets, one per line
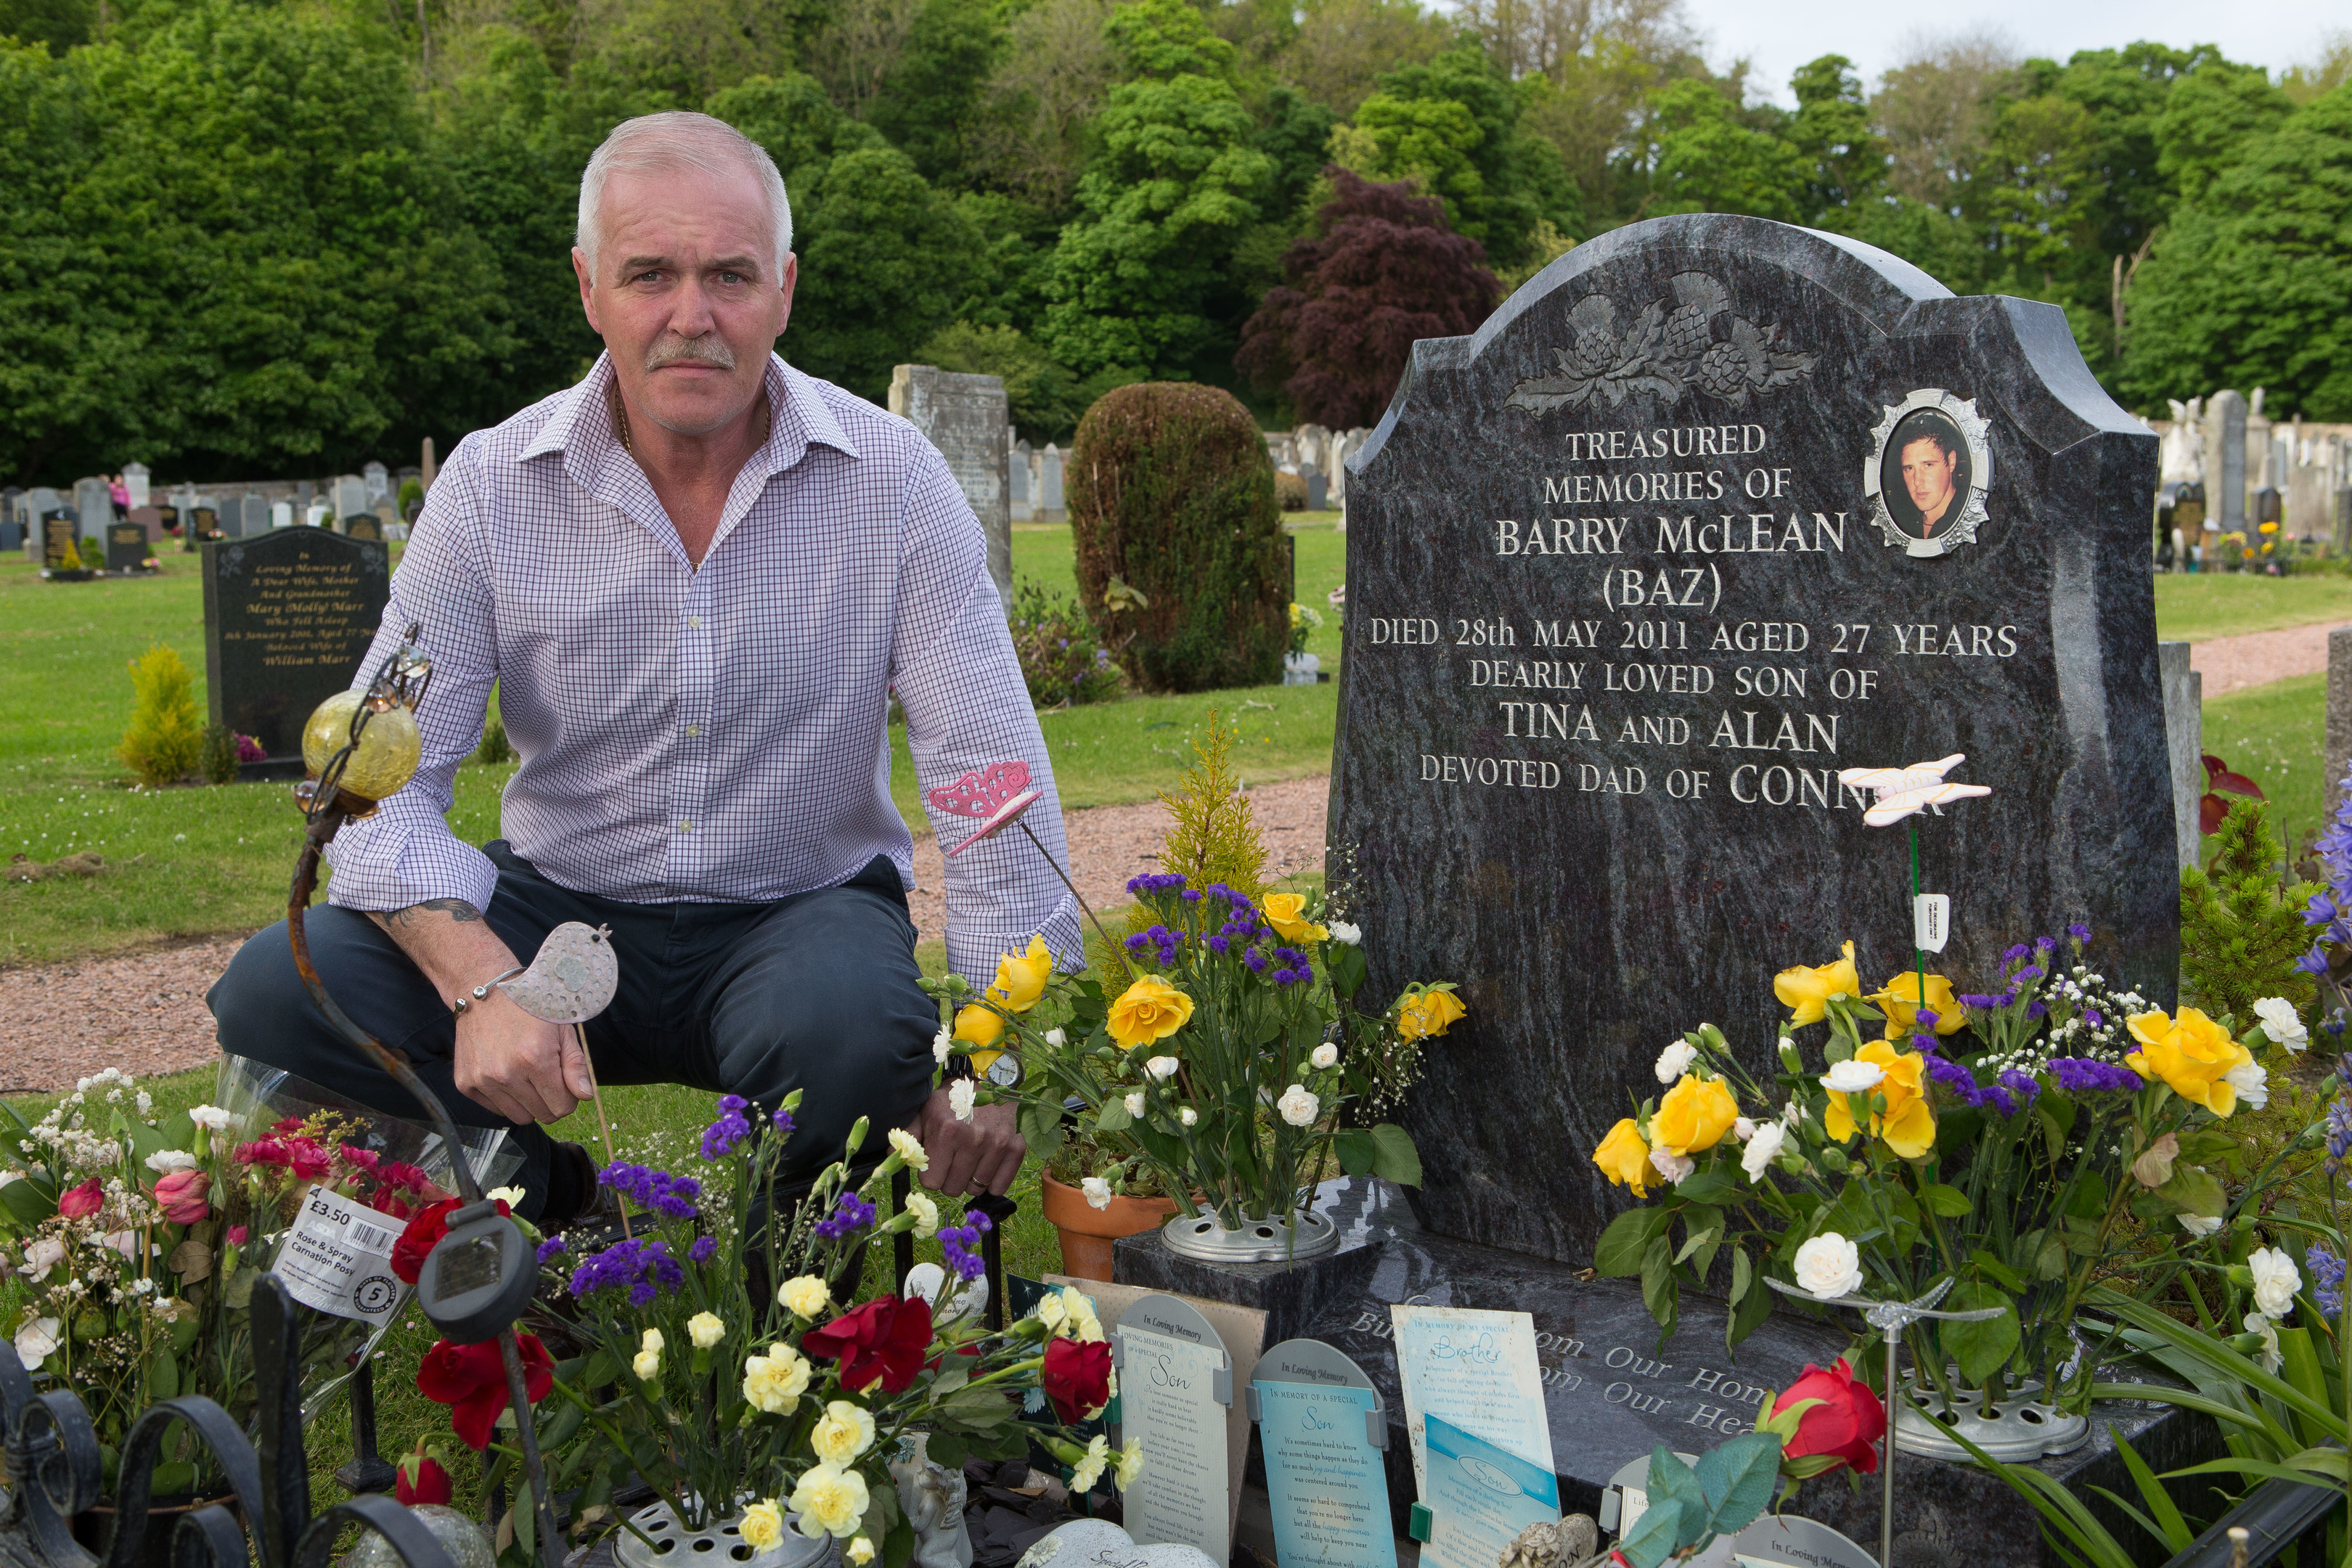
285,629,564,1568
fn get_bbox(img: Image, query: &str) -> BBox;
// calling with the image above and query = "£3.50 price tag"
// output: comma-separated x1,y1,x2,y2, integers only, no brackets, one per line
270,1183,407,1325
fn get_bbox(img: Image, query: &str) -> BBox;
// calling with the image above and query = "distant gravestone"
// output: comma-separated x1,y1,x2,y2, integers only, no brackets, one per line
202,529,391,765
43,513,79,571
271,500,293,530
1306,471,1329,511
1038,444,1065,521
2205,391,2247,536
334,475,368,524
107,521,150,572
128,505,164,544
344,513,383,542
156,504,180,538
122,462,150,508
75,475,111,527
362,461,391,507
1332,214,2174,1259
1010,439,1034,521
890,364,1012,609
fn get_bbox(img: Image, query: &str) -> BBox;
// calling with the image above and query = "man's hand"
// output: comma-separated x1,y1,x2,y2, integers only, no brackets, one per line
912,1090,1025,1197
454,991,593,1125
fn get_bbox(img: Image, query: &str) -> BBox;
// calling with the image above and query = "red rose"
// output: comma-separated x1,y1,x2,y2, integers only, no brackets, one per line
1042,1337,1112,1423
417,1334,554,1450
801,1295,936,1395
395,1442,452,1505
57,1179,103,1219
391,1196,507,1285
1768,1357,1885,1476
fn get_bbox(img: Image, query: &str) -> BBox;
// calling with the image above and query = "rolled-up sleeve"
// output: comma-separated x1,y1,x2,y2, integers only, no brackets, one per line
889,447,1082,982
322,444,502,915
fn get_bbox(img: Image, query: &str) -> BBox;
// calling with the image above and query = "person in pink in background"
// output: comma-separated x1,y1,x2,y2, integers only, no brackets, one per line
107,475,130,520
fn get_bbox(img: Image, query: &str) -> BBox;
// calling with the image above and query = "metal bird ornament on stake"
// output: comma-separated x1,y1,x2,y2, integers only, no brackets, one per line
1767,1275,2006,1568
285,626,564,1568
500,923,629,1228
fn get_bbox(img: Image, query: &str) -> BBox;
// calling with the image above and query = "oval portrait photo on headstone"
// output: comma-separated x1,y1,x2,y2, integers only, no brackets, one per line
1863,389,1993,558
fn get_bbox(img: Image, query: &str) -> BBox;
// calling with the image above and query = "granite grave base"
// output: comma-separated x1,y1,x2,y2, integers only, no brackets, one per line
1115,1180,2223,1568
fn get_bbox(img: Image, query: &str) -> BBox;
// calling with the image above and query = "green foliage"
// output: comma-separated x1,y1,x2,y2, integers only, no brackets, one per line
473,716,514,766
918,322,1101,441
2180,795,2318,1021
2123,85,2352,420
197,723,239,786
1643,79,1808,223
1784,55,1887,217
1155,711,1268,896
1066,381,1287,693
117,642,201,786
0,0,91,57
1006,577,1128,707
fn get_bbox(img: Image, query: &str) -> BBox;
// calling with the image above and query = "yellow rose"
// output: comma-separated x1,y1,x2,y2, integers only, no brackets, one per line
1592,1117,1651,1196
1108,976,1194,1050
2125,1008,2250,1116
740,1501,783,1552
742,1344,811,1414
1822,1040,1937,1158
1774,942,1858,1026
1263,893,1329,944
1397,987,1466,1041
1871,972,1965,1040
987,934,1054,1013
811,1400,876,1466
953,1003,1005,1051
778,1275,830,1318
1650,1074,1739,1156
788,1463,870,1539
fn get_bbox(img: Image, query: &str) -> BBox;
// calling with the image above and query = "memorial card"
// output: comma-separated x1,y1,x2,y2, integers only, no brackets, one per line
1392,1304,1553,1494
1114,1321,1230,1561
1250,1339,1395,1568
1419,1415,1561,1568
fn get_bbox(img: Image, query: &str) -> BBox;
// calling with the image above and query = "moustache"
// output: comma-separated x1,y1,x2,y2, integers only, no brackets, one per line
645,335,737,372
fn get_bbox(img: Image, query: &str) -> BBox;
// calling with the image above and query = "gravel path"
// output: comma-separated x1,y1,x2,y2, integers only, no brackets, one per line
0,777,1334,1094
2192,621,2351,697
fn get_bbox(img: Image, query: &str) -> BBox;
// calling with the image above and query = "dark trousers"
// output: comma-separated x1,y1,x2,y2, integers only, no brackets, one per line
206,842,938,1222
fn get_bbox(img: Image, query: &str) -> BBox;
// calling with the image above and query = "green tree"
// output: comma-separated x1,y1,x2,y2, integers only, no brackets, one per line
2122,85,2352,419
1342,39,1578,263
1784,54,1886,218
0,0,92,57
2155,60,2293,203
1641,78,1806,222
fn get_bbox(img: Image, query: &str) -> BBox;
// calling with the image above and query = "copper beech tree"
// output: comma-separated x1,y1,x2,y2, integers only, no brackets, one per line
1236,168,1502,429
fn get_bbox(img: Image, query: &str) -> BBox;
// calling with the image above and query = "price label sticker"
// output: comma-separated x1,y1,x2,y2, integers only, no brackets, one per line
1913,893,1952,954
270,1183,407,1325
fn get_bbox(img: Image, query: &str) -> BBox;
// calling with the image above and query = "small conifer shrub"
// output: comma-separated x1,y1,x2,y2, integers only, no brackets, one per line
119,644,204,785
2181,794,2316,1023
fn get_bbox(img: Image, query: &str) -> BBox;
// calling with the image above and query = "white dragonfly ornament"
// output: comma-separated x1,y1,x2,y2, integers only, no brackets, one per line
1837,754,1992,828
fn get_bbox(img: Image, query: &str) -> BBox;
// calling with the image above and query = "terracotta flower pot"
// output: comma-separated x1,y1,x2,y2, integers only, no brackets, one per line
1040,1174,1178,1282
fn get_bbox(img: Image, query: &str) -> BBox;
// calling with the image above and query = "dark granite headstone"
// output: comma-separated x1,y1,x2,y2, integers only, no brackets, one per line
1330,213,2173,1262
343,513,383,542
157,504,180,536
201,529,389,766
106,521,150,572
42,512,78,570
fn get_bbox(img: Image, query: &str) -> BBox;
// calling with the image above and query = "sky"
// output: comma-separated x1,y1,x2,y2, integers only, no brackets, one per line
1681,0,2347,106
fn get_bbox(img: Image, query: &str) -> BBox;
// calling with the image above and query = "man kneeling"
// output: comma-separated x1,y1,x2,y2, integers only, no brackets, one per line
209,112,1075,1223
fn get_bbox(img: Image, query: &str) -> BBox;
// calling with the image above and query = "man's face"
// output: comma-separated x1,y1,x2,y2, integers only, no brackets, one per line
573,163,796,438
1900,436,1956,523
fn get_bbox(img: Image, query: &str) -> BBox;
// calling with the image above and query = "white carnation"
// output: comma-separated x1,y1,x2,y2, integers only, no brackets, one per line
2224,1058,2269,1111
2253,997,2308,1053
2179,1213,2222,1238
1654,1041,1699,1084
1123,1092,1146,1117
2245,1312,2284,1373
144,1149,198,1174
1045,1029,1067,1048
2250,1246,2301,1317
947,1079,975,1122
1179,1107,1198,1127
1310,1043,1339,1070
1649,1147,1694,1184
1821,1060,1885,1095
1793,1233,1863,1301
1146,1056,1180,1081
1329,921,1362,945
1081,1177,1113,1211
1276,1085,1320,1127
932,1027,955,1066
187,1105,237,1132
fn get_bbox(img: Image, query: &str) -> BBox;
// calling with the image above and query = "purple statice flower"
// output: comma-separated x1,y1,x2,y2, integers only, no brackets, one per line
939,1210,994,1282
1956,992,2001,1010
2308,1243,2346,1318
1124,933,1150,952
2049,1058,2144,1093
2003,943,2032,963
1206,935,1230,955
1125,873,1188,898
1181,889,1202,904
2327,1098,2352,1175
2026,1000,2048,1021
1915,1008,1940,1031
689,1236,718,1264
1271,965,1307,986
2084,1008,2104,1029
2036,935,2057,954
1911,1031,1940,1055
772,1103,796,1135
599,1161,703,1220
814,1191,877,1241
702,1094,754,1161
1925,1054,1982,1098
1273,946,1305,967
1997,1069,2041,1108
1243,947,1269,973
569,1236,685,1301
2014,965,2045,984
2068,923,2092,944
536,1237,567,1265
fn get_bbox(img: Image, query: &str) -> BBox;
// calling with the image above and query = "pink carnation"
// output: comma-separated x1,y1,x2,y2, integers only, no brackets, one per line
57,1179,102,1219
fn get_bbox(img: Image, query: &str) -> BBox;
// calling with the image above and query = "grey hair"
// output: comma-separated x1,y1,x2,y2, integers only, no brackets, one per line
576,112,793,279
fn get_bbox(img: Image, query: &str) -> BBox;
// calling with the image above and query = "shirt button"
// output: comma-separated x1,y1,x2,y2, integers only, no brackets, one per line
687,615,702,629
685,724,702,738
678,820,693,832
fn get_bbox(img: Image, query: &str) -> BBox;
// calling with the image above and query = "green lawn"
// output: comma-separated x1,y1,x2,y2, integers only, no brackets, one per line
2152,571,2352,643
2203,672,2329,854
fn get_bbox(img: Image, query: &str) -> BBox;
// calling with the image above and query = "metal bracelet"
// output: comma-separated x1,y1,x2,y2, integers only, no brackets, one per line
452,965,528,1017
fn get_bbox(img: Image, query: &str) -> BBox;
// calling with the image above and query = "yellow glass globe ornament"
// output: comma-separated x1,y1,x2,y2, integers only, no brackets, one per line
301,690,423,803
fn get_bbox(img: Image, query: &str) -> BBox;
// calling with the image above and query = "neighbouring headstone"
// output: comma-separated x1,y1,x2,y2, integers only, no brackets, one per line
106,520,150,573
128,505,164,544
363,461,391,507
2329,628,2352,820
891,364,1013,609
271,500,293,530
2205,390,2247,536
75,475,111,526
2161,641,2202,871
2337,486,2352,555
1307,471,1329,511
1330,213,2173,1258
156,504,180,538
1038,444,1065,522
1010,438,1034,522
1247,1340,1396,1568
43,512,79,571
334,474,368,523
344,513,384,542
121,462,150,508
202,529,391,765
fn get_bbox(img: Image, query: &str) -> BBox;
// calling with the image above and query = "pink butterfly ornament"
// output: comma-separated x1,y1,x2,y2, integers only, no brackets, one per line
928,760,1042,858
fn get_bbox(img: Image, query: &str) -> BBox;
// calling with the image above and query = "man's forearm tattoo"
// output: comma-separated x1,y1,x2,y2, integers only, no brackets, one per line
372,897,485,931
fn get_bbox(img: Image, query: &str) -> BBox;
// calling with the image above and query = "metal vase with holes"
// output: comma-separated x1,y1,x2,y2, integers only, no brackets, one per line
1161,1206,1340,1263
1892,1366,2090,1462
612,1502,836,1568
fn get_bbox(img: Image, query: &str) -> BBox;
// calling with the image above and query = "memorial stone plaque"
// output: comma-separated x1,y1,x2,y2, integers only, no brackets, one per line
1331,213,2173,1260
107,520,150,572
344,513,383,542
202,528,390,764
890,364,1012,609
43,514,78,570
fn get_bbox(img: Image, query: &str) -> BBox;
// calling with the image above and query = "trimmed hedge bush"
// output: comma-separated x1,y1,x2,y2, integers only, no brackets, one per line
1067,383,1288,693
